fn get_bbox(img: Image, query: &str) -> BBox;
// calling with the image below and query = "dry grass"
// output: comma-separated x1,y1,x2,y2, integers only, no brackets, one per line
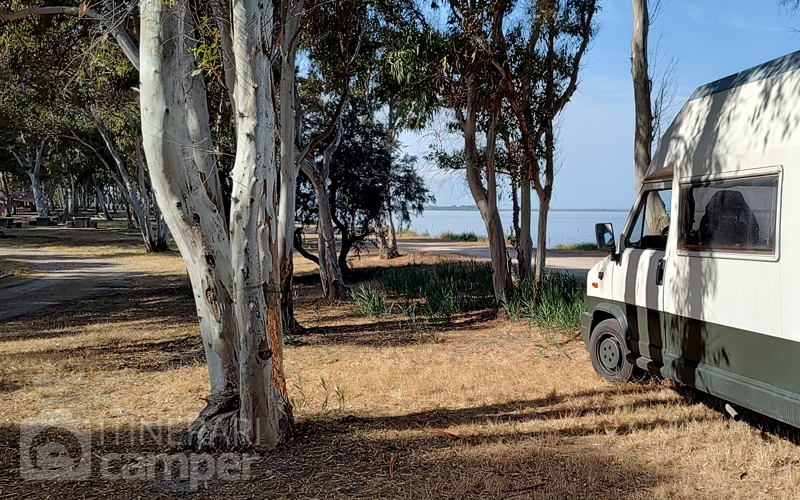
2,228,800,499
0,256,35,287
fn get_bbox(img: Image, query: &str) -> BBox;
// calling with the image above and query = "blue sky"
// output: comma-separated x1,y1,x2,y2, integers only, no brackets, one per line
400,0,800,209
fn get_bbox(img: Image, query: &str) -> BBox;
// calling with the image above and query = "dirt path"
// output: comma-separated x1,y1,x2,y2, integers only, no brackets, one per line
0,248,137,322
397,239,605,275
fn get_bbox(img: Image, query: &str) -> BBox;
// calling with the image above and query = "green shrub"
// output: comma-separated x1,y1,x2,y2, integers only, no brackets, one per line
503,271,587,334
353,285,390,317
552,242,597,251
382,263,429,297
439,230,482,242
535,272,587,333
397,228,430,238
381,261,495,322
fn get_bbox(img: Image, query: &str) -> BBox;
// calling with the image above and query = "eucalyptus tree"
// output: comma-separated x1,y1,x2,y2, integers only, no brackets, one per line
630,0,673,235
0,168,15,216
0,12,75,217
395,0,514,302
57,38,173,250
291,0,371,302
367,3,438,259
631,0,651,190
494,0,597,290
139,0,300,449
2,0,295,449
296,99,431,273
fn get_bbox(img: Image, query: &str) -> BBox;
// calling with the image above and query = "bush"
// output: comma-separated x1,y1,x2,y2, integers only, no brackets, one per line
353,285,390,317
553,242,597,251
502,271,587,334
381,261,495,321
397,228,430,238
439,231,482,242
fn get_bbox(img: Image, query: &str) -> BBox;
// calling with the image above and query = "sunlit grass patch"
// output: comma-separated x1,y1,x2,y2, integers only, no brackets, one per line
438,230,485,242
553,242,598,251
381,260,495,321
502,271,587,334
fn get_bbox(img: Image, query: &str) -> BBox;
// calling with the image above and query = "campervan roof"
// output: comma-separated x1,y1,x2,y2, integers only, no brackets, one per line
689,50,800,101
646,49,800,181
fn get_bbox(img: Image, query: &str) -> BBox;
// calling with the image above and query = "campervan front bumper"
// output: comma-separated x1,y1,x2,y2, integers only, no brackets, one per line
580,312,593,348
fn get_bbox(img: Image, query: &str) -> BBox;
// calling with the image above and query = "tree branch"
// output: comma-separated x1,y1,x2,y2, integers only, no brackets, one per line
295,83,349,167
0,5,140,70
293,227,319,264
554,3,596,113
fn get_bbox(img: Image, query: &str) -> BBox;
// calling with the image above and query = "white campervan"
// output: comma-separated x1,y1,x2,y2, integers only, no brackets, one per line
582,50,800,427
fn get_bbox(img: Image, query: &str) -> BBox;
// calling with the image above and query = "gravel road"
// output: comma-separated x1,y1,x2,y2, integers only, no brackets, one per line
0,248,136,323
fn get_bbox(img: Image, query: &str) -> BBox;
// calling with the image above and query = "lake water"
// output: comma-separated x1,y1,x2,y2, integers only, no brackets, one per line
407,210,631,246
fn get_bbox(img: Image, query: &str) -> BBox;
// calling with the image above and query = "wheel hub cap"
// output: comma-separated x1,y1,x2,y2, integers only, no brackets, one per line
599,337,621,371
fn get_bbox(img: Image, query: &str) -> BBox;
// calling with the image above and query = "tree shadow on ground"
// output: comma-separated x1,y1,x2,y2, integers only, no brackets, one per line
670,384,800,446
0,387,681,500
296,308,499,347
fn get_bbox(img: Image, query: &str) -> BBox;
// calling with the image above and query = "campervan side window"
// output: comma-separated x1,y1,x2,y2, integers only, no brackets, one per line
626,189,672,250
679,175,779,254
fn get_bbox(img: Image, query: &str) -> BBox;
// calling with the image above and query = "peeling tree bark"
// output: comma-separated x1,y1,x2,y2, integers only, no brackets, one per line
300,120,347,300
140,0,291,450
141,0,241,447
227,0,292,447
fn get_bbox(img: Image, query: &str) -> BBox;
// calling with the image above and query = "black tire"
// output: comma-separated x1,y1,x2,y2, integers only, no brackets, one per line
589,318,635,382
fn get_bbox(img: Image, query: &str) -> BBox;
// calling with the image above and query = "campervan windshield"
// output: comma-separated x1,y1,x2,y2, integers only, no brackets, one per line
626,189,672,251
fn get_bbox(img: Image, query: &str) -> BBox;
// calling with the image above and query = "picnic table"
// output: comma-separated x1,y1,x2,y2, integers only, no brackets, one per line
34,217,58,227
70,216,97,229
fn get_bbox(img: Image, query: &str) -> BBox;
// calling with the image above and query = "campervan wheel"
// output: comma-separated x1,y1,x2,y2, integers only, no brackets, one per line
589,318,635,382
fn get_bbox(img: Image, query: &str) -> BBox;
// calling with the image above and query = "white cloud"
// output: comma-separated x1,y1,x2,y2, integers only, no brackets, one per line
685,4,706,21
729,15,784,32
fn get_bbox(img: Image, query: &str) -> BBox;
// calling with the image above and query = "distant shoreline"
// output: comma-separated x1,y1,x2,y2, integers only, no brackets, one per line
425,206,629,213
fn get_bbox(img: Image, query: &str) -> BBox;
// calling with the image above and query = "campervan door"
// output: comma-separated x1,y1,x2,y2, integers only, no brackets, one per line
659,167,783,391
611,179,672,362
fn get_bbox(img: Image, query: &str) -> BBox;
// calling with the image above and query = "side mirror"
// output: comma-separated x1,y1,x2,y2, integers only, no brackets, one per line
595,223,617,253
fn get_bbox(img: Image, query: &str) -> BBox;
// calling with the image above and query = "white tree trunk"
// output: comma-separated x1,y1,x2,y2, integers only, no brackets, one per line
309,171,345,299
300,123,347,301
0,173,12,217
96,121,157,248
29,174,49,217
140,0,240,440
463,79,511,302
632,0,652,190
95,184,113,220
16,139,50,217
140,0,291,450
227,0,292,447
